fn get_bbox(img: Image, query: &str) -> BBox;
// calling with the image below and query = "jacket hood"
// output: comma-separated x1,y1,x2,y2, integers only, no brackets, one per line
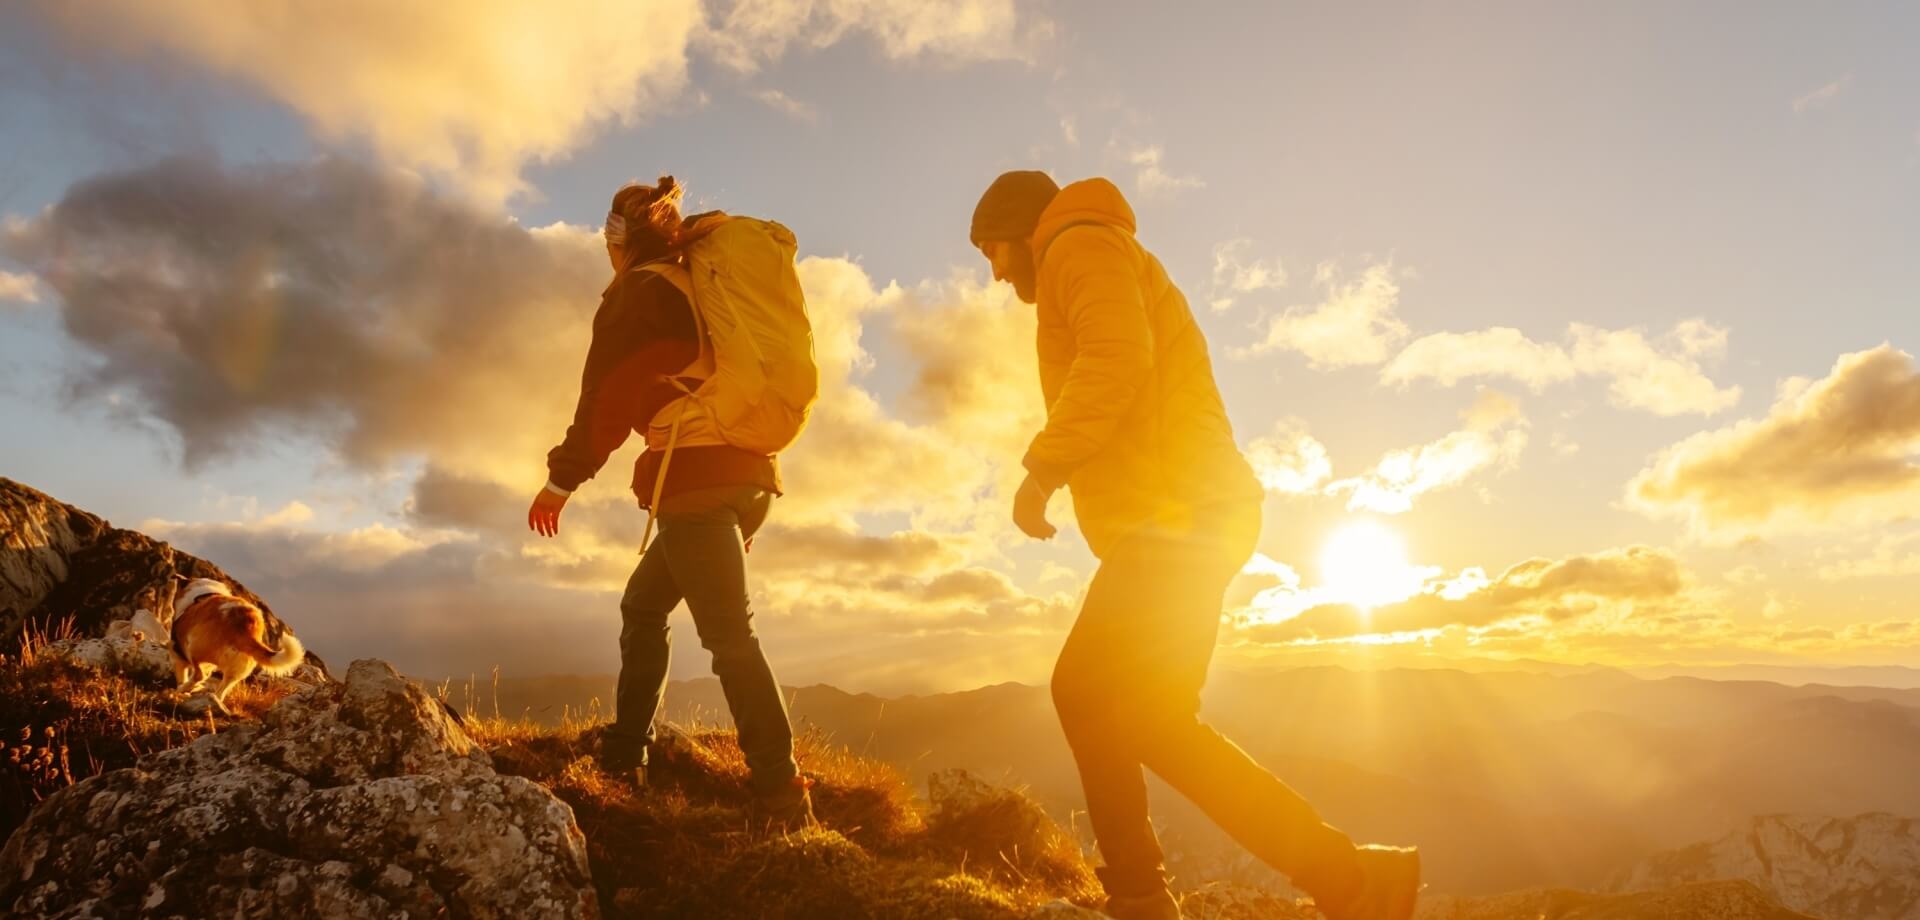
1032,178,1137,258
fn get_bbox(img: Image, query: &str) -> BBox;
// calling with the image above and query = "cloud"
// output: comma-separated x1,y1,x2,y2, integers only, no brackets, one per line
1207,238,1286,312
1244,420,1333,495
0,269,39,305
1818,530,1920,580
1792,73,1853,114
1381,327,1576,390
1383,319,1740,416
1245,545,1689,642
143,503,458,580
1239,261,1407,368
26,0,1040,202
1569,320,1741,416
753,88,819,122
1242,392,1525,513
700,0,1038,73
1126,146,1204,197
1325,389,1528,514
2,155,607,479
1627,345,1920,540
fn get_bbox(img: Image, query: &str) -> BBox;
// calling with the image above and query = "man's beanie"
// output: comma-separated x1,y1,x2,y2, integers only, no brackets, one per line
970,170,1061,246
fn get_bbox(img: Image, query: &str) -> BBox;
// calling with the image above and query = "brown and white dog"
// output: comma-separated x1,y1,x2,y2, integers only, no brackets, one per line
170,578,305,713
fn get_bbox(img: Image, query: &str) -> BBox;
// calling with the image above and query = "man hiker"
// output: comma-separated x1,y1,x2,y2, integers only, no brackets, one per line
529,175,815,826
970,170,1421,920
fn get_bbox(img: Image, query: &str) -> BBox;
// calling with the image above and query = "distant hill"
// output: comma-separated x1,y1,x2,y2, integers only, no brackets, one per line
1615,813,1920,920
1629,663,1920,690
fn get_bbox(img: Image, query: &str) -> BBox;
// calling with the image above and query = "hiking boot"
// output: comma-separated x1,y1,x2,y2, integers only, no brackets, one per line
1316,846,1420,920
754,774,816,829
598,745,648,789
1096,866,1182,920
1101,889,1182,920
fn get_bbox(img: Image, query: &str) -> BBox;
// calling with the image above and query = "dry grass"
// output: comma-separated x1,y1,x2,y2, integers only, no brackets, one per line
1,628,1102,919
0,618,300,839
479,718,1099,918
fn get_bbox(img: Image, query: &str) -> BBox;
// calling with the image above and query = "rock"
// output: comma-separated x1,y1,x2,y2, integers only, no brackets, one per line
0,479,332,684
43,634,174,682
0,659,598,919
0,477,98,634
1615,813,1920,920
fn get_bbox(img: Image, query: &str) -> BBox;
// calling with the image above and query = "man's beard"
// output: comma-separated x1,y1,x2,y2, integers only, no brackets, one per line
1007,248,1038,304
1011,272,1037,304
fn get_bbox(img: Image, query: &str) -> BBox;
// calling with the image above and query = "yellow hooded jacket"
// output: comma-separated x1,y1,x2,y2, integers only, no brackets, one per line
1023,178,1263,559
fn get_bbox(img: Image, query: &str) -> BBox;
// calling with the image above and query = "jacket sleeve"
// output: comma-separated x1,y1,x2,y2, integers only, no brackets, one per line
545,284,635,493
1021,228,1154,491
547,270,703,492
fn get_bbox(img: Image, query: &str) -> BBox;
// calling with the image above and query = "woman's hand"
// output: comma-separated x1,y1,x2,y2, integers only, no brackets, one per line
528,487,568,538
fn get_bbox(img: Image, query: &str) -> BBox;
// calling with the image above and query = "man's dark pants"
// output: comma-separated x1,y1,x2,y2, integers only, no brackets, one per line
1052,502,1363,899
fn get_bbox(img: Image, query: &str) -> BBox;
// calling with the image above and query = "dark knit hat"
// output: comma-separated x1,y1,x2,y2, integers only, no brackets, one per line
970,170,1060,246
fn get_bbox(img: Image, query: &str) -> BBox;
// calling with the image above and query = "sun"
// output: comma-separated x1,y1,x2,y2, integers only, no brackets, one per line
1319,520,1421,610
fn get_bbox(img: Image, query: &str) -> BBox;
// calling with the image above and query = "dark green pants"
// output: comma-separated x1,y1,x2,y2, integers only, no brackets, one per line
604,485,799,792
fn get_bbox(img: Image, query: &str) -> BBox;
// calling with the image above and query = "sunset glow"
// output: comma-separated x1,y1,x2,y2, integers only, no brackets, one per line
1318,520,1424,611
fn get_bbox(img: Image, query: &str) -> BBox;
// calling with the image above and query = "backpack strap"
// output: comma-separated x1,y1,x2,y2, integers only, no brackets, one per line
639,389,695,553
633,261,704,554
634,261,703,344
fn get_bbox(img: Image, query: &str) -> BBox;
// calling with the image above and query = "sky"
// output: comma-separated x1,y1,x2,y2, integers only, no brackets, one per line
2,1,1918,694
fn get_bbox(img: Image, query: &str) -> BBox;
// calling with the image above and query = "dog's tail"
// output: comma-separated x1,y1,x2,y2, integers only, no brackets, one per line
244,630,306,676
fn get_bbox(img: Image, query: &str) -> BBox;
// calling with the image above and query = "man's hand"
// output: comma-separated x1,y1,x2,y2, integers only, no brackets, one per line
528,487,568,538
1012,474,1057,541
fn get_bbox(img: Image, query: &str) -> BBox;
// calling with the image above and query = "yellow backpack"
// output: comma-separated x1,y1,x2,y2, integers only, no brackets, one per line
639,215,819,547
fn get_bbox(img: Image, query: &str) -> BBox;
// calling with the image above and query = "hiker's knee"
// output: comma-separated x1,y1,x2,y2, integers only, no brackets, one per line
1051,659,1117,732
618,617,668,656
699,617,762,666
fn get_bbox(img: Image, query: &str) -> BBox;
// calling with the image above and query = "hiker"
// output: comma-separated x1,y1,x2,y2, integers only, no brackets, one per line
528,176,818,826
970,171,1421,920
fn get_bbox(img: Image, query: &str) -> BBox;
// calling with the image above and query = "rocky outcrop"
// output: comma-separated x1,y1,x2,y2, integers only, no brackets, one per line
1,479,274,638
0,659,597,919
1614,813,1920,920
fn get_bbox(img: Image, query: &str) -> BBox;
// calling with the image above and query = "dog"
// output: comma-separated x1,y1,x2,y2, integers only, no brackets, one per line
170,578,306,714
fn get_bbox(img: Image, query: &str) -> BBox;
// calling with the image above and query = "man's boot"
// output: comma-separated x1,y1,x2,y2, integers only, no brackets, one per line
754,774,816,829
1096,867,1182,920
1315,846,1419,920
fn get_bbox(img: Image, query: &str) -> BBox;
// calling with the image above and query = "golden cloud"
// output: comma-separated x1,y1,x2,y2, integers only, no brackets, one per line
0,269,40,305
1242,391,1525,514
1206,238,1286,313
1382,319,1740,417
1243,545,1689,643
1326,389,1527,514
1244,421,1333,495
1238,261,1407,368
29,0,1042,202
1628,344,1920,539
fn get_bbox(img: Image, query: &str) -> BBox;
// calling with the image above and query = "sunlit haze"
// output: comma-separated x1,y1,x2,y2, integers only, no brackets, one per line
3,2,1918,695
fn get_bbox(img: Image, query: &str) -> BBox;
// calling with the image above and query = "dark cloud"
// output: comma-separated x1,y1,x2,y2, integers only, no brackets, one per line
3,154,603,470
